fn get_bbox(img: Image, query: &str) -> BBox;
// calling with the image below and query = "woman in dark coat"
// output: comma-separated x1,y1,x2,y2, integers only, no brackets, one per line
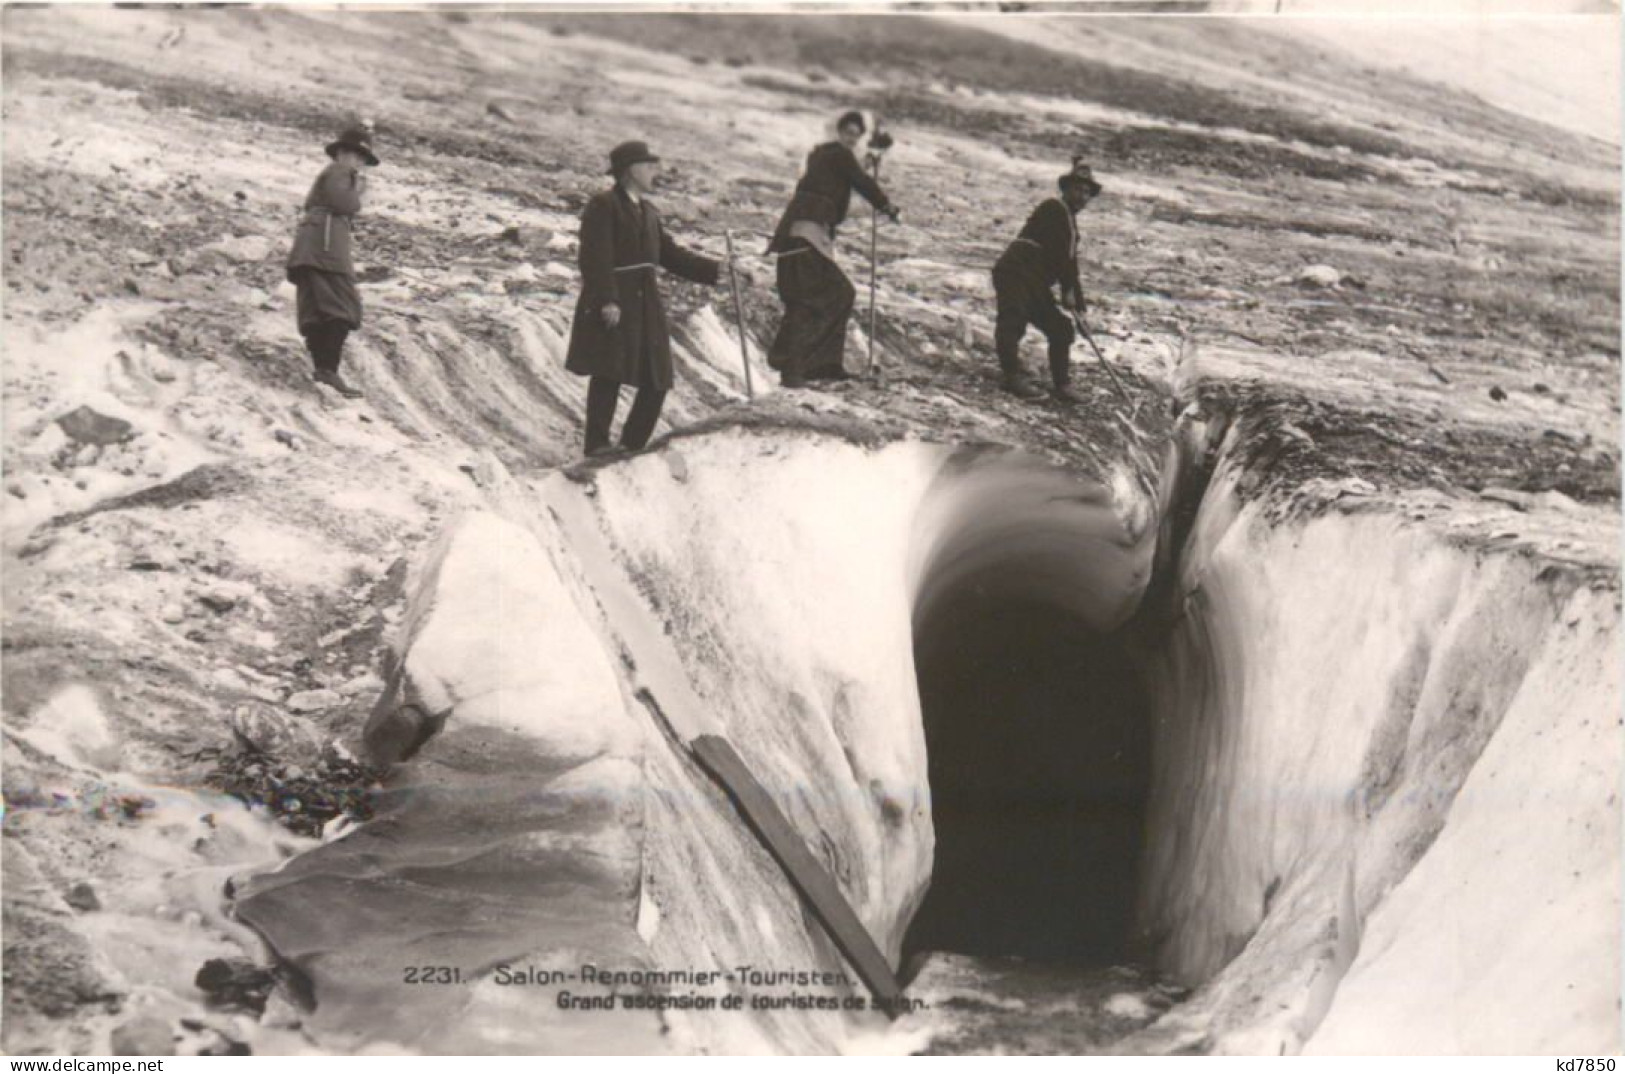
765,111,898,388
286,126,378,399
565,140,721,456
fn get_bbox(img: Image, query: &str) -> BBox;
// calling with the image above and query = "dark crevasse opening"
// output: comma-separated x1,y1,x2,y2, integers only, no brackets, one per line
903,586,1153,968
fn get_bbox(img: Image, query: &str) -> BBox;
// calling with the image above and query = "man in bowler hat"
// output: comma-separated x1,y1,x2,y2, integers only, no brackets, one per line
990,163,1103,402
286,125,378,398
565,141,721,456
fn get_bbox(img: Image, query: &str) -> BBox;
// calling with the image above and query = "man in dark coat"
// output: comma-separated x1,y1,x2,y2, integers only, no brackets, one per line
286,126,378,399
991,165,1103,402
565,141,721,456
765,111,899,388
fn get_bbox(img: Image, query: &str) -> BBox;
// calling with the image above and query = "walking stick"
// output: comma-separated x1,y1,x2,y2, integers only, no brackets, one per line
1070,308,1134,408
724,229,754,402
866,152,882,377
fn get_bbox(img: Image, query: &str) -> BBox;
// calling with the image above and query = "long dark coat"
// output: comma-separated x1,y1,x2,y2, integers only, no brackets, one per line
286,162,363,280
565,187,720,390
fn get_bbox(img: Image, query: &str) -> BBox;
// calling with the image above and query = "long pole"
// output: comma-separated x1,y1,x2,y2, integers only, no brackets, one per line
1070,309,1134,408
724,229,754,401
866,153,882,376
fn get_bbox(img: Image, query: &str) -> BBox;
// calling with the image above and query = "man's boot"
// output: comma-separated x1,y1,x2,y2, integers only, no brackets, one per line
1051,381,1079,404
314,368,363,399
1000,371,1044,400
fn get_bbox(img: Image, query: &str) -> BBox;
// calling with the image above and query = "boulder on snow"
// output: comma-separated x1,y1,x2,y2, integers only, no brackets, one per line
1295,264,1343,289
286,689,342,714
229,706,323,761
194,957,274,1014
64,882,100,912
56,406,134,446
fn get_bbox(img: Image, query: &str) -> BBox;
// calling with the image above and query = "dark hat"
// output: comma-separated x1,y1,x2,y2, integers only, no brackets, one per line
326,127,379,167
1060,164,1103,196
608,140,660,175
836,110,866,134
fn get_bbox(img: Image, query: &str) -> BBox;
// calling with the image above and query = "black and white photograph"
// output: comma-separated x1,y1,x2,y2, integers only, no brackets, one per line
1,0,1619,1057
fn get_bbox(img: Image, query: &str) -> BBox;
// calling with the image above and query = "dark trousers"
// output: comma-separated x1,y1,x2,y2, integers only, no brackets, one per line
302,321,351,374
585,376,666,453
993,262,1074,387
770,247,856,383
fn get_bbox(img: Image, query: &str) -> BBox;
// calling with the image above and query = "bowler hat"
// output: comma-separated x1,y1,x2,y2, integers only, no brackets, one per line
326,127,379,167
1060,164,1102,197
608,140,660,175
837,110,867,135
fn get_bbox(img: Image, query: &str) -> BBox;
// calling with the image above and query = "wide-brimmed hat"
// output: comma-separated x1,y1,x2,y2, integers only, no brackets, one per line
326,127,379,167
1060,164,1103,196
608,140,660,175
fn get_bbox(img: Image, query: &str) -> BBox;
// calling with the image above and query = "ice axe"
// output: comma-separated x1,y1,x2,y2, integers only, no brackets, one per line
723,229,754,401
864,123,895,377
1069,307,1134,409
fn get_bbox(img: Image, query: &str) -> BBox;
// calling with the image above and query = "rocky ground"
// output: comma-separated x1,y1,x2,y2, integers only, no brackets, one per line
1,6,1617,1056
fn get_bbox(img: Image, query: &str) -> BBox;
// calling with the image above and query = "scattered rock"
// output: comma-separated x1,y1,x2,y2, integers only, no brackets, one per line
1105,992,1152,1019
64,882,100,912
1489,385,1508,402
1480,487,1532,511
195,590,237,614
161,603,187,625
56,405,135,447
486,100,519,123
229,707,322,760
194,957,275,1014
176,1019,250,1057
339,672,385,698
273,429,299,450
111,1016,175,1056
1279,423,1314,447
1534,489,1581,512
286,689,342,714
1295,264,1342,289
1339,478,1377,497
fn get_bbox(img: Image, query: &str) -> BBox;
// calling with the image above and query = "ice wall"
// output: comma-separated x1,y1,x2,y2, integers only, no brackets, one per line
1131,430,1621,1055
235,422,1619,1056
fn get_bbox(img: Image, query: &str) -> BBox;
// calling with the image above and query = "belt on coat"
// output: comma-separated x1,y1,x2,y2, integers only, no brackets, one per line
301,207,352,253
